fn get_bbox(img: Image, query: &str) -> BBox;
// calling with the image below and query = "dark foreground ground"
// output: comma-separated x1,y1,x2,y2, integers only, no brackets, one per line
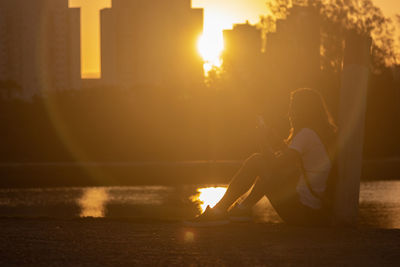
1,218,400,266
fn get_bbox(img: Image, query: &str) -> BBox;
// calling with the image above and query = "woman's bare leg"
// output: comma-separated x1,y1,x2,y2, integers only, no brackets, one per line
238,177,269,208
213,153,268,211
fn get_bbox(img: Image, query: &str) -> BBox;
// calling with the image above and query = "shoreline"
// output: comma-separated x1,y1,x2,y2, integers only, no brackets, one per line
0,158,398,188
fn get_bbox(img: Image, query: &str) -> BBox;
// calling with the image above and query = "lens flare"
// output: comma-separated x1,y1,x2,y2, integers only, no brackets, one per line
184,231,195,242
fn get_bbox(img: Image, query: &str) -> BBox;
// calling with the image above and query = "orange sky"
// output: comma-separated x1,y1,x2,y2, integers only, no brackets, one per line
69,0,399,79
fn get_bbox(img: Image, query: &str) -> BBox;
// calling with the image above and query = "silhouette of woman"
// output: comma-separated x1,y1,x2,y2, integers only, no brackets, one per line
186,88,337,227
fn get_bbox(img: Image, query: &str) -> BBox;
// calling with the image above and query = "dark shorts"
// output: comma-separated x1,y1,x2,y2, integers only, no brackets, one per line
270,194,330,226
259,153,330,226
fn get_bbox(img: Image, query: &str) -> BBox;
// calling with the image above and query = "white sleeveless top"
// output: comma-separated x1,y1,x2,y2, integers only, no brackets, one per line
288,128,331,209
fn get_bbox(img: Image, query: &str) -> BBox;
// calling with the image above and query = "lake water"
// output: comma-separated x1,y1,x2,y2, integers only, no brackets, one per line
0,181,399,228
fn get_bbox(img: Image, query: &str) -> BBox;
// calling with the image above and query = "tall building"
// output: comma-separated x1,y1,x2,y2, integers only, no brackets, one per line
0,0,81,97
222,22,264,84
100,0,204,89
67,7,82,92
100,8,117,87
0,6,8,82
265,5,320,89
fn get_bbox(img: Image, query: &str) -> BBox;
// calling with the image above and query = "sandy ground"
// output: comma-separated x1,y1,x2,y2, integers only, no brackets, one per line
1,218,400,266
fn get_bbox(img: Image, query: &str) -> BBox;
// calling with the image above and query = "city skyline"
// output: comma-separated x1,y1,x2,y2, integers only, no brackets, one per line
69,0,399,79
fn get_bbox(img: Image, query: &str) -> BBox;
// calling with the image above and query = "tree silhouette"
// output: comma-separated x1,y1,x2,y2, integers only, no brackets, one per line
261,0,397,73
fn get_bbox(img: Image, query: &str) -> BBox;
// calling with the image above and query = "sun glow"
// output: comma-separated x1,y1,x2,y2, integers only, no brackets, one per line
71,0,273,78
197,32,224,74
192,187,227,212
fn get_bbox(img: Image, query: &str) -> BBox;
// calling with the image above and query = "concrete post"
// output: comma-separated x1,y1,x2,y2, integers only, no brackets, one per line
334,32,372,226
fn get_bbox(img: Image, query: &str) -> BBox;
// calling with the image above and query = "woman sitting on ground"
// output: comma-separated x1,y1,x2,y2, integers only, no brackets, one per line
186,88,337,227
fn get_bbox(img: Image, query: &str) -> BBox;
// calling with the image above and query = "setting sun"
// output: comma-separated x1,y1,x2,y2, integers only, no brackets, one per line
197,33,224,73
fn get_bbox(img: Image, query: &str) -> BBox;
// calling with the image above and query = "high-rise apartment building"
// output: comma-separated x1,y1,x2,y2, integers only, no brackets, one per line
265,5,320,89
100,0,204,89
0,0,81,97
100,8,117,88
222,22,264,83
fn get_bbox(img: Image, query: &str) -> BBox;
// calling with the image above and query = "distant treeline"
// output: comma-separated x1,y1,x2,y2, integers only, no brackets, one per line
0,73,399,163
0,86,259,162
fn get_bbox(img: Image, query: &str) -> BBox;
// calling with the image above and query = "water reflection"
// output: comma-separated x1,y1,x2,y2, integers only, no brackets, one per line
78,187,109,217
0,182,399,228
359,181,400,228
190,187,227,212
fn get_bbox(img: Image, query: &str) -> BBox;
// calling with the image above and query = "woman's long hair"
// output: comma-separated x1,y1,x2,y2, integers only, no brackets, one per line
286,88,338,158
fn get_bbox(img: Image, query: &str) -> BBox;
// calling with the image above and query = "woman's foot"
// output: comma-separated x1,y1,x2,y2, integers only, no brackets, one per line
228,203,253,222
184,206,230,227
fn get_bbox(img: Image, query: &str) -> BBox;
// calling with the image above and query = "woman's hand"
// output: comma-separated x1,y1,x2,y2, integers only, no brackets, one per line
255,115,286,154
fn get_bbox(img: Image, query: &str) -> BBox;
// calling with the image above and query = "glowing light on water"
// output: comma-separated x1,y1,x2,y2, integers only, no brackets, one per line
78,187,109,217
191,187,227,212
